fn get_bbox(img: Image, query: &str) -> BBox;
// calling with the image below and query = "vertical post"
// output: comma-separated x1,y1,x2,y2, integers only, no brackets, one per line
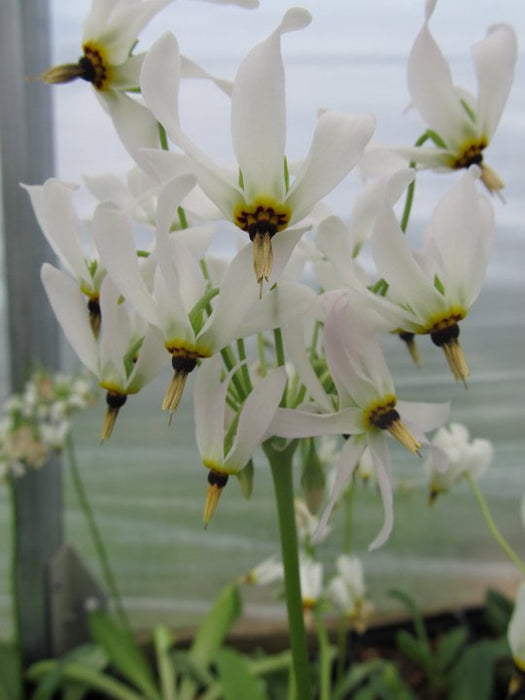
0,0,63,665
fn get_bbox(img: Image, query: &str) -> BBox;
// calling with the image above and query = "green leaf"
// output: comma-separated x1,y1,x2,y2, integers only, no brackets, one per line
215,648,267,700
484,589,514,635
388,589,430,652
88,610,161,700
0,643,22,700
153,625,177,700
433,274,445,295
396,630,432,669
449,638,510,700
436,626,468,672
190,583,242,668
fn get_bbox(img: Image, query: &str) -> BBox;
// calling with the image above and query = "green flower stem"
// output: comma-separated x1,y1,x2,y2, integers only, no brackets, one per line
400,131,430,233
273,327,286,369
336,481,355,682
264,439,312,700
465,473,525,577
257,332,268,375
158,122,169,151
236,339,253,393
314,609,332,700
65,432,132,632
7,475,22,679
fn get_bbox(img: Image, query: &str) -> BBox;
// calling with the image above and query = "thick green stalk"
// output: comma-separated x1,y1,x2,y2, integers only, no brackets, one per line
7,475,22,683
264,439,312,699
65,432,131,631
466,473,525,577
314,609,332,700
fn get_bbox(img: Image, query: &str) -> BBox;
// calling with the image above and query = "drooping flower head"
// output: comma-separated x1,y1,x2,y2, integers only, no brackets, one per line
194,356,287,525
398,2,518,194
368,168,495,384
140,9,376,292
270,296,449,549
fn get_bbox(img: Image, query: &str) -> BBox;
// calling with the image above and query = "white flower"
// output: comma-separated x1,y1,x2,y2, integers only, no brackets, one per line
396,5,518,194
424,422,493,501
194,356,287,525
23,179,106,317
94,174,315,413
41,265,168,440
244,557,284,586
509,583,525,672
365,169,494,384
299,556,323,609
270,297,449,550
327,555,373,632
140,10,375,290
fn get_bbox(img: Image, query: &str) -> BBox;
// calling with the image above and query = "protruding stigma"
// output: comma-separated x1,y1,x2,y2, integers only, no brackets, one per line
162,351,198,416
398,331,420,366
203,470,229,527
100,392,127,442
430,324,469,387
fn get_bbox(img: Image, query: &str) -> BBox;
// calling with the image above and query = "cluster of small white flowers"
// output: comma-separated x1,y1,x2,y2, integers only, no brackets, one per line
0,371,97,479
244,498,373,631
28,0,517,550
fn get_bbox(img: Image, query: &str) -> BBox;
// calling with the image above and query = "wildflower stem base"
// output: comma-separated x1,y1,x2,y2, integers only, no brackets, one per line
265,438,312,699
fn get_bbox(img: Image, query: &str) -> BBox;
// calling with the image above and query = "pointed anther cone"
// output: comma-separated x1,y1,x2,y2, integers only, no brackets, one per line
387,418,421,455
480,164,505,195
441,339,469,387
252,231,273,297
203,471,229,527
100,393,127,442
162,369,189,414
39,62,86,84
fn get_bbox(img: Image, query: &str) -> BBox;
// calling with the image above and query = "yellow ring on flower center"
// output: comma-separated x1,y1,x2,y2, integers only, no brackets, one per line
81,41,112,91
421,308,466,335
362,394,398,431
233,198,291,239
449,138,488,170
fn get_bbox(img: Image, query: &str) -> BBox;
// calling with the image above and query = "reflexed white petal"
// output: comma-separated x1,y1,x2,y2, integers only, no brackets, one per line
81,0,118,47
313,437,366,544
282,319,333,412
141,33,242,217
88,0,172,65
371,205,444,320
127,327,169,393
41,264,98,375
98,277,129,383
397,400,450,433
140,32,182,140
269,407,363,440
288,111,375,224
367,432,394,551
180,55,232,97
99,91,160,156
472,24,518,140
194,355,227,462
110,54,144,90
324,297,394,407
227,368,287,470
390,145,452,170
23,180,88,283
430,170,492,306
231,8,311,201
92,204,160,326
408,23,475,149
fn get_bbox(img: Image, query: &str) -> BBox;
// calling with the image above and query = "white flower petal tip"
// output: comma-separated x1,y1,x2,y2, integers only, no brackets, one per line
424,0,438,21
279,8,312,33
